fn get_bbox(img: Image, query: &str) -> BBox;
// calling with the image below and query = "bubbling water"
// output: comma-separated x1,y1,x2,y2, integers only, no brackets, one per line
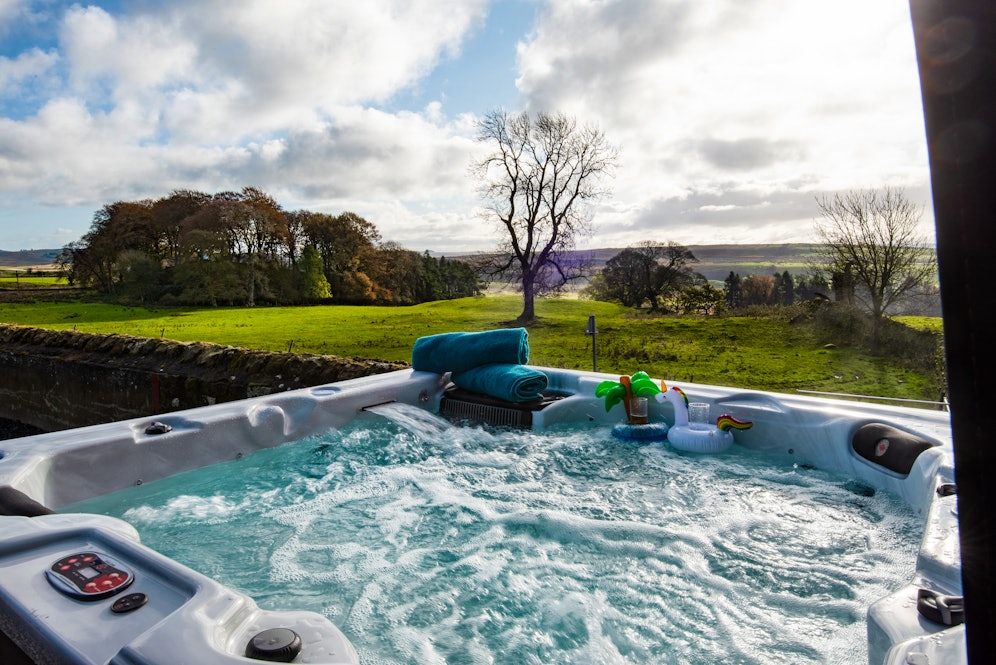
66,418,921,665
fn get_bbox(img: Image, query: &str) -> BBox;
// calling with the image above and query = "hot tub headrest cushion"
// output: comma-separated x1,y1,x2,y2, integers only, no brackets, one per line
851,423,934,475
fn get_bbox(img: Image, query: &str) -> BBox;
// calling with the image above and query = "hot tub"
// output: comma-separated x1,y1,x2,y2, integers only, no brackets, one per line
0,367,961,664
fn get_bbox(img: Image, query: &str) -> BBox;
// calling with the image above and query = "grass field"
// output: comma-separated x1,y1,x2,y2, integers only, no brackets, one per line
0,296,945,404
893,316,944,333
0,272,66,288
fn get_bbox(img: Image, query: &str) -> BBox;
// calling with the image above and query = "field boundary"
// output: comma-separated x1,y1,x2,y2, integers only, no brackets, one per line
0,324,406,434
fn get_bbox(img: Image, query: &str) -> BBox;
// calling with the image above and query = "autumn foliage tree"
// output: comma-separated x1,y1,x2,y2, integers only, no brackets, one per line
59,188,480,307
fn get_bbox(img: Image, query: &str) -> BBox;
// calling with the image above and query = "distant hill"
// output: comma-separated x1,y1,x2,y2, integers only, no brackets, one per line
691,243,822,280
455,244,823,282
0,249,61,268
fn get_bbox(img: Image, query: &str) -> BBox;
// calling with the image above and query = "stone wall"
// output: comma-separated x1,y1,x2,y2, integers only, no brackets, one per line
0,324,408,433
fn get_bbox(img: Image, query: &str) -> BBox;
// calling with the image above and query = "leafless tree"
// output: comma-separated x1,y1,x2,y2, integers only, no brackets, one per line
475,110,616,322
813,187,937,353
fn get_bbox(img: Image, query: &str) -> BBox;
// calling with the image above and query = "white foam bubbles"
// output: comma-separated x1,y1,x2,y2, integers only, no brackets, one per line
123,494,251,524
68,420,922,664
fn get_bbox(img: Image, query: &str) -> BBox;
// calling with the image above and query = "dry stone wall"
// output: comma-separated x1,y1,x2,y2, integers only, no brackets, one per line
0,324,407,432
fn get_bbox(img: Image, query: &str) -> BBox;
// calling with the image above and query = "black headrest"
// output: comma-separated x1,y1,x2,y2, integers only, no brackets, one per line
0,486,55,517
851,423,934,475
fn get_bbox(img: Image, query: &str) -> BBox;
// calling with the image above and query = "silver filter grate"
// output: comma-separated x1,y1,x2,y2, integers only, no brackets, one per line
439,397,532,428
438,386,565,429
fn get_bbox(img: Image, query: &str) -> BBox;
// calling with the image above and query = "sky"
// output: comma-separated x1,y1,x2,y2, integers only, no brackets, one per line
0,0,934,254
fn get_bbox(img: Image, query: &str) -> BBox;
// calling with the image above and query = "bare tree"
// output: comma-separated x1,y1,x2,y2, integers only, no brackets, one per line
813,187,937,353
475,110,616,322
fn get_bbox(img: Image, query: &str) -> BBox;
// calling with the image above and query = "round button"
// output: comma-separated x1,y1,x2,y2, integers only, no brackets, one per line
245,628,303,662
110,593,148,614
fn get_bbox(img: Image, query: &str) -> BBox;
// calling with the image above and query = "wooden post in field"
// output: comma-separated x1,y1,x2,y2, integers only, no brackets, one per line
584,313,598,372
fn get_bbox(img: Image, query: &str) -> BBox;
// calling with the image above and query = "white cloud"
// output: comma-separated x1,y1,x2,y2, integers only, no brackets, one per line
0,47,57,93
0,0,490,231
305,198,487,253
515,0,932,245
0,0,24,26
195,0,485,104
245,107,488,250
61,5,198,96
0,0,934,251
52,0,489,144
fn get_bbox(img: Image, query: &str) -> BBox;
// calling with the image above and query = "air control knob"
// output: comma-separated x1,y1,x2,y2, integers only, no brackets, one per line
245,627,303,662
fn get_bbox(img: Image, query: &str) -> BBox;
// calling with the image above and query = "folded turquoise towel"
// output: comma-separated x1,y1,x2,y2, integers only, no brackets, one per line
451,363,548,403
411,328,529,374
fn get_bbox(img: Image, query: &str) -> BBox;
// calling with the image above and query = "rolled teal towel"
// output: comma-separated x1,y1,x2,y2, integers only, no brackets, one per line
411,328,529,374
451,363,548,403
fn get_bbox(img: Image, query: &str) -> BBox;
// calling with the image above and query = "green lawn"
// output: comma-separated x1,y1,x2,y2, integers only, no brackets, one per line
0,273,66,288
0,296,945,403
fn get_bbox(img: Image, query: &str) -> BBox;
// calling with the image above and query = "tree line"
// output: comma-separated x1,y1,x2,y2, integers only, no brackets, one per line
722,270,828,310
581,241,830,315
581,187,937,358
58,187,481,306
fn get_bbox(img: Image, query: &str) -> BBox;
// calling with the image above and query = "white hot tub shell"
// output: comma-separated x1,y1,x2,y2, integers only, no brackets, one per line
0,368,962,664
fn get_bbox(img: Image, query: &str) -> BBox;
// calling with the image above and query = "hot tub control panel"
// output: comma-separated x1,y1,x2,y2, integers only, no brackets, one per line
0,513,360,664
45,550,135,600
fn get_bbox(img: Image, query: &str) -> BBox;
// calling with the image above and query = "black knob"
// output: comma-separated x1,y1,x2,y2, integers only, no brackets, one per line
245,628,303,662
144,421,172,435
936,482,957,497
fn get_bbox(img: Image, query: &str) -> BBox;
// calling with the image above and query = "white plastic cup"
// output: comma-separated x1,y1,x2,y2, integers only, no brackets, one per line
688,402,711,430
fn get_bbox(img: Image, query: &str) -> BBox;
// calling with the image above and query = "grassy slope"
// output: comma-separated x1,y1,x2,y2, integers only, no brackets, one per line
0,296,943,402
893,316,944,333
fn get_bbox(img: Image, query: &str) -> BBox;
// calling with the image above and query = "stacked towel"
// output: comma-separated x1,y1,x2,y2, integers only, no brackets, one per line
411,328,547,403
451,363,548,403
411,328,529,374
